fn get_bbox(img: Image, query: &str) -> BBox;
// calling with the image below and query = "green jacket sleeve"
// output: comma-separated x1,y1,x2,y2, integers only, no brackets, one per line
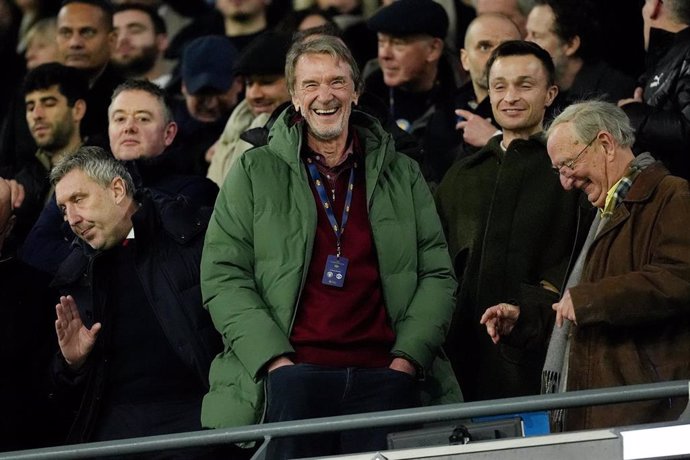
391,163,458,372
201,156,293,382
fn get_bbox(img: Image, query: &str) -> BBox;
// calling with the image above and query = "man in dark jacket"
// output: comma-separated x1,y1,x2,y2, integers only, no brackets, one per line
619,0,690,180
526,0,636,104
436,41,586,402
49,147,223,454
365,0,463,187
7,63,87,245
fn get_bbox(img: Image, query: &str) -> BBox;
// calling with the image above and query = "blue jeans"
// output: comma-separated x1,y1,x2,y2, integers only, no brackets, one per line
265,363,419,459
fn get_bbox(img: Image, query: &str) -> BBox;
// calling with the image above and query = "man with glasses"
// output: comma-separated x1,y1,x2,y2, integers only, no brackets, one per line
481,100,690,430
435,40,588,402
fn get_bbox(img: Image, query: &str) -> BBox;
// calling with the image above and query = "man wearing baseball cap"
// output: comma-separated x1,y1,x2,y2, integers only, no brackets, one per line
170,35,243,176
206,32,292,186
366,0,463,188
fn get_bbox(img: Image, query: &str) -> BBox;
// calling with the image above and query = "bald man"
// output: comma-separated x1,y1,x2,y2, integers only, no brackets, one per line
474,0,533,37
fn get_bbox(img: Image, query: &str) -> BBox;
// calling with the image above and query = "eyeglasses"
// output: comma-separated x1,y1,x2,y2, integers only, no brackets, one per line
552,135,598,176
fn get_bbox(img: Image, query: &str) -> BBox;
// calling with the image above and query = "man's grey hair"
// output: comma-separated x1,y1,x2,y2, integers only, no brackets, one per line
285,34,363,96
547,100,636,148
50,145,136,197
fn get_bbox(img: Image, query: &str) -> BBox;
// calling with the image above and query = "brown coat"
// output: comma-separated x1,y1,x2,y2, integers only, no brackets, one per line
566,162,690,430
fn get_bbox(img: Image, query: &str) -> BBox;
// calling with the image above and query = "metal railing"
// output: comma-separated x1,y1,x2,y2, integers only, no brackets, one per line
1,380,688,459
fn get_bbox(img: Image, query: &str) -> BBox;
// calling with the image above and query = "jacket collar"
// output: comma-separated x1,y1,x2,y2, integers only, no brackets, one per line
622,161,670,203
268,105,395,177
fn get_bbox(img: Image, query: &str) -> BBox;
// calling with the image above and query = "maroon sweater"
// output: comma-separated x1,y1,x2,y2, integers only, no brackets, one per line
290,145,395,368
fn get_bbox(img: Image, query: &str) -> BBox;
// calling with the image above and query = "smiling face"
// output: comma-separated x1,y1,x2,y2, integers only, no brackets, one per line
57,2,115,74
25,85,83,152
55,168,130,250
547,122,609,207
245,74,290,116
488,54,558,141
108,89,176,161
291,52,359,149
377,33,440,91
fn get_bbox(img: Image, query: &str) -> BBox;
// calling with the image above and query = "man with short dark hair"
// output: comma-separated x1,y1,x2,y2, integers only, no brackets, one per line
202,34,459,458
436,40,586,402
526,0,635,102
366,0,463,186
50,147,224,452
112,3,171,86
8,63,88,242
619,0,690,180
454,13,522,159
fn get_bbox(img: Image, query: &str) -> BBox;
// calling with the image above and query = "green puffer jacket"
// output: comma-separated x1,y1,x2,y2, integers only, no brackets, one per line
200,108,460,429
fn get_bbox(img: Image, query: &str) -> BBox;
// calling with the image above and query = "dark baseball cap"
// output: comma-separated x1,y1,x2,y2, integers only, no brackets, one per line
182,35,239,94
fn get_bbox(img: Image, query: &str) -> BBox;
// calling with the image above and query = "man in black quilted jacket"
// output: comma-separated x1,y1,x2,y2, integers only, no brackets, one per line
619,0,690,180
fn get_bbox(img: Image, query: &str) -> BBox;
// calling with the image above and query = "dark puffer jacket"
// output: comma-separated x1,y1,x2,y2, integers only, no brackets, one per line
50,189,221,442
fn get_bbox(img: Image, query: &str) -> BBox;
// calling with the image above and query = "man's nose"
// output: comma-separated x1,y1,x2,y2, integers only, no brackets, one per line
247,82,262,100
560,172,575,190
201,95,218,110
65,207,82,226
123,116,138,132
378,42,392,59
504,86,520,102
68,34,85,48
30,105,45,119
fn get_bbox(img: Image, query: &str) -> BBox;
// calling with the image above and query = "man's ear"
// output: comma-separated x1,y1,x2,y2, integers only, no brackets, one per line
460,48,470,72
163,121,177,146
292,94,300,113
72,99,87,122
156,33,169,54
650,0,663,20
564,35,581,58
598,130,616,159
427,37,444,62
545,84,559,107
107,29,117,54
110,176,127,204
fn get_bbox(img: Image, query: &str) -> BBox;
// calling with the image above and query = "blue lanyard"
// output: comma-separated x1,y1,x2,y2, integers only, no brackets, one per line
306,157,356,258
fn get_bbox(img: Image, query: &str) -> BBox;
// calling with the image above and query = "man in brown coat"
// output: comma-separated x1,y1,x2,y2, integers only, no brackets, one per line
482,100,690,430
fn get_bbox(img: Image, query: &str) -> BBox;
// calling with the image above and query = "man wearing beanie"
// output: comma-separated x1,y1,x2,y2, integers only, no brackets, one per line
366,0,463,188
206,32,292,186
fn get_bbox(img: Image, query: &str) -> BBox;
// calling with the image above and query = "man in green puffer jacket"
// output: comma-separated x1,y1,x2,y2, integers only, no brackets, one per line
200,34,460,458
